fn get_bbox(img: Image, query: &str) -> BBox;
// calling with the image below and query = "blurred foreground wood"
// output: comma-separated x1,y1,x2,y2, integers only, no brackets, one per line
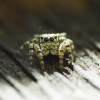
0,0,100,100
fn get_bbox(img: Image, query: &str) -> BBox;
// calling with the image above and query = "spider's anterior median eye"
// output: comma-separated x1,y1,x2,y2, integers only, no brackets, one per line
44,37,48,42
50,37,54,41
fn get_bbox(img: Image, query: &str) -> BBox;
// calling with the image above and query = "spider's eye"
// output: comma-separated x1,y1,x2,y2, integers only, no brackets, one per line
44,37,48,42
50,37,54,41
41,37,43,39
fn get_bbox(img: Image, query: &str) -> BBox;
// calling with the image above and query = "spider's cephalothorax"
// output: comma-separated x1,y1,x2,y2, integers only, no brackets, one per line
40,34,59,56
17,32,75,69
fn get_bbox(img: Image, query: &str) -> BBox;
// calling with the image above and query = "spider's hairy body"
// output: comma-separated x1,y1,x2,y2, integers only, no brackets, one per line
40,34,59,56
17,32,75,69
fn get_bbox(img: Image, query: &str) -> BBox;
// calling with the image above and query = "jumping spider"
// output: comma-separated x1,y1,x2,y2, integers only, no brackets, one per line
16,32,75,69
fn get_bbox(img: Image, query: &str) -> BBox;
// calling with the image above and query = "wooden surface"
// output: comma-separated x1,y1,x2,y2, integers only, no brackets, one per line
0,0,100,100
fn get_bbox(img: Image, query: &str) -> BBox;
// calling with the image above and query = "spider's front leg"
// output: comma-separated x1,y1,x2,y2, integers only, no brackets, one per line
58,40,73,68
29,43,44,69
67,39,75,55
34,44,44,69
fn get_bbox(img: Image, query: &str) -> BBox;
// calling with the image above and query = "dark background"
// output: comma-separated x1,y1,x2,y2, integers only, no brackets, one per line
0,0,100,48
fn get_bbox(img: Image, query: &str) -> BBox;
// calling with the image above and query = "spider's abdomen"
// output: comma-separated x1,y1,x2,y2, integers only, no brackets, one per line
41,42,59,56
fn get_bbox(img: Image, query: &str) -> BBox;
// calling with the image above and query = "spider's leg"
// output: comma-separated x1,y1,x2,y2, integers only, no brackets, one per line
67,39,75,55
29,43,34,65
16,41,30,54
59,49,64,68
59,40,73,68
67,50,73,64
34,44,44,69
65,41,73,64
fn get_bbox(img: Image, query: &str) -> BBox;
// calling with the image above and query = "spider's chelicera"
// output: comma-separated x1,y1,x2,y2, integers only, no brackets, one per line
17,32,75,69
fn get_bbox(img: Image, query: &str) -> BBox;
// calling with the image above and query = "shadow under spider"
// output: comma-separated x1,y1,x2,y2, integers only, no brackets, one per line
34,54,74,75
14,51,74,77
